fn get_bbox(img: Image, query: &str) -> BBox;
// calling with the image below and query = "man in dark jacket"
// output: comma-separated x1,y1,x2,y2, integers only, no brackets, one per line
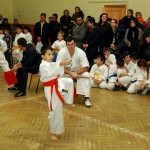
49,13,60,44
8,38,41,97
34,13,49,45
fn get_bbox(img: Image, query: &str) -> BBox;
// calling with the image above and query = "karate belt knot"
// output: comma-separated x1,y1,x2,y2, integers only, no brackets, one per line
43,78,65,111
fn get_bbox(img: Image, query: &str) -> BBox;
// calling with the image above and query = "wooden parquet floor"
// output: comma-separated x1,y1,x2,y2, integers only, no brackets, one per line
0,70,150,150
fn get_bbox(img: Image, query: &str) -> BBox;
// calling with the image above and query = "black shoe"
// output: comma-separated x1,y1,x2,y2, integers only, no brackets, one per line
113,85,120,91
14,91,26,97
8,86,20,90
120,86,127,91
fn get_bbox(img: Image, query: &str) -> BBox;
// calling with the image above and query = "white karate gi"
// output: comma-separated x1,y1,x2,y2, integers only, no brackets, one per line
39,60,74,135
0,34,4,40
51,40,66,51
90,64,108,88
0,39,10,72
127,66,147,94
36,41,43,54
56,47,91,97
124,60,135,72
24,32,32,44
105,54,116,66
13,32,26,62
117,68,130,88
105,54,117,90
106,64,117,90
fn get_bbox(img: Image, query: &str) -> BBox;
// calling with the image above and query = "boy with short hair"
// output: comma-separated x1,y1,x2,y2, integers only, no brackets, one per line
12,25,26,63
90,55,108,88
104,47,117,90
39,45,75,141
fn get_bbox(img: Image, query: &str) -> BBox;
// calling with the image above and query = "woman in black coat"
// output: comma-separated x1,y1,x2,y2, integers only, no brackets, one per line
83,17,100,70
98,13,113,53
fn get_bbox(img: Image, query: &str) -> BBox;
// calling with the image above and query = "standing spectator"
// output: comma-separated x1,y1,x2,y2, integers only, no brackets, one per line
49,13,60,45
83,17,100,69
110,19,124,57
72,6,84,22
98,13,113,53
142,26,150,61
12,19,19,40
72,15,87,49
60,9,72,37
121,9,136,31
34,13,49,45
124,18,142,55
48,17,52,23
1,18,11,33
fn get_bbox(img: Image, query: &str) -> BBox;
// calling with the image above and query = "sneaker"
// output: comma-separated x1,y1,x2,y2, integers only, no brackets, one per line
84,98,92,108
8,86,20,90
14,91,26,97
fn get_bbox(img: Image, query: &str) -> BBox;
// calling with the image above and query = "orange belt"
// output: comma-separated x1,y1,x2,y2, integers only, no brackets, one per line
43,78,64,111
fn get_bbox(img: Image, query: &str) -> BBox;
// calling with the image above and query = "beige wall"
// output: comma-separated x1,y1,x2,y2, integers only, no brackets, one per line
0,0,13,23
1,0,150,24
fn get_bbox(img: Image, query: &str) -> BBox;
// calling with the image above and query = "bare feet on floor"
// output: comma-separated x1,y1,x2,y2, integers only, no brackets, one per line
51,134,59,141
70,104,75,107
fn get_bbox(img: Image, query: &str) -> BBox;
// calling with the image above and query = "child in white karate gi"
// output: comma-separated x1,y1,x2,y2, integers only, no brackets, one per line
39,45,74,141
90,55,108,88
12,25,26,62
104,47,117,90
127,59,148,94
113,59,128,91
51,31,66,62
0,39,10,72
23,26,32,44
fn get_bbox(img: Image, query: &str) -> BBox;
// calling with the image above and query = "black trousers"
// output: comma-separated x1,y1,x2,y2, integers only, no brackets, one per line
15,66,39,92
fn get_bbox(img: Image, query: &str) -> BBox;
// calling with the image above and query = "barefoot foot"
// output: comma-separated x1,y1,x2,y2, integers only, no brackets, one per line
51,134,59,141
70,104,75,107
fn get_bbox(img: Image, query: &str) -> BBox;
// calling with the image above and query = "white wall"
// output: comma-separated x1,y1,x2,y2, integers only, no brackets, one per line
0,0,13,23
1,0,150,24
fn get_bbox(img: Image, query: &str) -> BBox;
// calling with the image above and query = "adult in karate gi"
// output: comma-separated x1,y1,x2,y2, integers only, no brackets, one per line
56,36,92,107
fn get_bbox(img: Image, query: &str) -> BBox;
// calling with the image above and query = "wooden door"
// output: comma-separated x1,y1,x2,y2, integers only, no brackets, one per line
104,5,126,21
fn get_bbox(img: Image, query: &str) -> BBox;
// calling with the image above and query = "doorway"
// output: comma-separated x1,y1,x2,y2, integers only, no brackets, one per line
104,5,126,21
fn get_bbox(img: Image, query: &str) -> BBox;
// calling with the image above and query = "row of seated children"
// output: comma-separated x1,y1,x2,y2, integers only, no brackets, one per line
0,25,33,67
90,47,150,95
